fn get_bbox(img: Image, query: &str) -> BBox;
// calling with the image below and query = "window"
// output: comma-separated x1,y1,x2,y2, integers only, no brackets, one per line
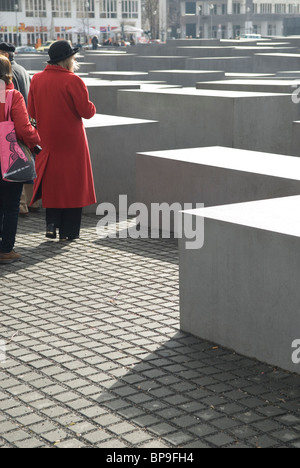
100,0,117,18
288,3,299,13
233,24,240,36
25,0,46,17
186,23,196,36
233,2,241,14
211,25,218,38
52,0,71,17
222,3,227,14
122,0,138,18
252,3,258,13
268,23,276,34
260,3,272,13
185,2,196,14
76,0,95,18
0,0,20,11
274,3,285,13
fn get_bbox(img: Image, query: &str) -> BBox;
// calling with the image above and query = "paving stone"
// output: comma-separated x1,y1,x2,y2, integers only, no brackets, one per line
54,438,87,448
0,212,300,448
204,433,236,447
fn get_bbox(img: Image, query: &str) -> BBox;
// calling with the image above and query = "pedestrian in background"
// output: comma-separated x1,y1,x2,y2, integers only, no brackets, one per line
0,42,30,105
0,42,40,216
0,56,40,264
28,40,96,241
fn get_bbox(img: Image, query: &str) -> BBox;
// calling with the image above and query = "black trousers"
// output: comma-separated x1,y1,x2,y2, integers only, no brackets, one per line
46,208,82,239
0,177,23,253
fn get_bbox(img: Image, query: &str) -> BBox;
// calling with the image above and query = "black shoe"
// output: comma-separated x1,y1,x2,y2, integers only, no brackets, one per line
46,224,57,239
59,236,79,242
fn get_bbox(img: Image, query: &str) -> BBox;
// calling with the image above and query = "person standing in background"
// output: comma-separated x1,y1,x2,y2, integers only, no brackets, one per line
28,40,96,241
0,56,41,264
0,42,40,216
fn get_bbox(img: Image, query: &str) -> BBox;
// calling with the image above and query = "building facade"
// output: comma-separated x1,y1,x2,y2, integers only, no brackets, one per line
0,0,142,45
180,0,300,38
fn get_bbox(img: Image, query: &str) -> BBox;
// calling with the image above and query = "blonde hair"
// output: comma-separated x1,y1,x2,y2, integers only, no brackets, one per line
57,54,80,73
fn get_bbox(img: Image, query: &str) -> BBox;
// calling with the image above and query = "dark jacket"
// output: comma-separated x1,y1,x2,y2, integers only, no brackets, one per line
11,60,31,106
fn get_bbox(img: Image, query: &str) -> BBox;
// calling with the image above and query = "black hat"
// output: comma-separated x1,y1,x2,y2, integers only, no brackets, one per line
47,40,79,64
0,42,15,53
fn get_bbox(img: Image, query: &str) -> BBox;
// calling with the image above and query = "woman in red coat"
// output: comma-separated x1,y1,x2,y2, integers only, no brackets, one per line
28,40,96,240
0,55,41,264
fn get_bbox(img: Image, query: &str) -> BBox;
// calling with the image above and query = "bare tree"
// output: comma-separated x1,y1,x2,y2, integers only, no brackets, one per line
143,0,159,39
168,0,180,37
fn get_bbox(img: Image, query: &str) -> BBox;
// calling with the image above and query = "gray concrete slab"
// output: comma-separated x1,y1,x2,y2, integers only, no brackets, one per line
77,62,96,73
2,211,300,449
147,70,225,86
176,46,238,57
133,56,188,71
167,38,221,47
83,79,141,114
186,56,253,73
117,87,299,155
84,113,159,210
196,79,299,93
15,54,48,71
291,120,300,157
179,195,300,374
139,83,183,90
253,53,300,73
225,72,276,78
88,71,149,80
136,146,300,233
277,71,300,79
82,53,136,71
177,45,296,57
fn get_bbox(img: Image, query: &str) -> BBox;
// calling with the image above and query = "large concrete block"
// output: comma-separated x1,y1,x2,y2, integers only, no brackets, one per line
291,121,300,157
133,55,188,71
148,70,225,87
253,53,300,73
166,38,221,47
83,114,159,211
176,46,237,57
77,61,96,73
196,79,298,93
177,45,295,58
136,146,300,231
83,78,141,114
83,53,136,71
225,72,276,79
186,56,253,73
117,87,300,154
15,54,48,71
128,43,176,56
179,196,300,374
89,71,149,80
277,71,300,79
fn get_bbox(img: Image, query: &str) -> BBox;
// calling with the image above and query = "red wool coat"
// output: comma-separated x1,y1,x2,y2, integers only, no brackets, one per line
0,83,41,149
28,65,96,208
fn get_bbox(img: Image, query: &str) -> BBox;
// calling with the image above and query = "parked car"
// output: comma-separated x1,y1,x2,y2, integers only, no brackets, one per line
36,40,56,52
15,46,38,54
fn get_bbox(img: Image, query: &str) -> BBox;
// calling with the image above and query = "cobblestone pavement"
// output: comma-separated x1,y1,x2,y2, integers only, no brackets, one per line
0,212,300,449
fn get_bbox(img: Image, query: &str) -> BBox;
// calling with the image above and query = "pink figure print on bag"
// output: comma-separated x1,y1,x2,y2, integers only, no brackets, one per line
5,128,28,171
